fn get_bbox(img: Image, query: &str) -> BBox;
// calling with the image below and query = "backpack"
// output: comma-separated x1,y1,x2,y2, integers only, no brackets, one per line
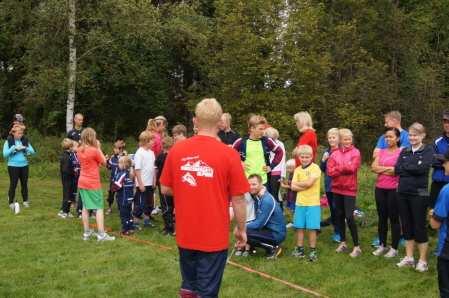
7,135,28,148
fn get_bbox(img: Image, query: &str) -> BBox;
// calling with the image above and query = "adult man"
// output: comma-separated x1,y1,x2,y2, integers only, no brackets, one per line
430,111,449,209
373,111,410,158
246,174,286,259
67,113,84,142
160,98,248,298
218,113,240,145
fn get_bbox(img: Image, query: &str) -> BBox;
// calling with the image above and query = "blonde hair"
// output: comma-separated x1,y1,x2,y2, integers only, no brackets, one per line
247,115,267,129
409,122,426,136
119,155,132,169
264,127,279,140
327,128,339,137
385,111,402,122
294,111,314,131
222,113,232,124
61,138,74,150
339,128,353,139
295,144,313,156
172,124,187,136
195,98,223,127
139,131,154,145
162,136,174,150
80,127,97,148
146,119,158,132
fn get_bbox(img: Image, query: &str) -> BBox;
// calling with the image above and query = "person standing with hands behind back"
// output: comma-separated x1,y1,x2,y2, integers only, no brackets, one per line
160,98,248,298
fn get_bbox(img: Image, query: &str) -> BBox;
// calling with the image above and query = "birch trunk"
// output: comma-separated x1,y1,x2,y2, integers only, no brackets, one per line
66,0,76,133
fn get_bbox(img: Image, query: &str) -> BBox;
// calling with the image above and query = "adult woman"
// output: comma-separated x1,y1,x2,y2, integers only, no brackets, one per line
294,112,318,165
3,125,35,214
395,123,433,272
371,127,402,258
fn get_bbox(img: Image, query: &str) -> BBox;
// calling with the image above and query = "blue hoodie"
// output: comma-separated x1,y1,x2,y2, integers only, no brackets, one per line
432,135,449,183
3,139,35,167
246,189,286,243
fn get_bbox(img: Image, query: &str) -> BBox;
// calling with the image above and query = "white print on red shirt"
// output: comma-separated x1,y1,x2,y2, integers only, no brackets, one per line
181,159,214,178
182,172,197,187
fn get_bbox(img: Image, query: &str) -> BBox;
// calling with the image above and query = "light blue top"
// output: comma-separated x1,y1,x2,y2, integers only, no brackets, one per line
3,139,36,167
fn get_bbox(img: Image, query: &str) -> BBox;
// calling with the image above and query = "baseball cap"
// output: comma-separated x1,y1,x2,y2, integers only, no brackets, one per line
435,151,449,163
443,111,449,121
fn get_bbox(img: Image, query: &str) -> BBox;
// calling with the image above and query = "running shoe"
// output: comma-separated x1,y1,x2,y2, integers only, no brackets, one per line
308,250,318,262
291,247,305,258
384,248,398,258
97,232,116,241
415,261,429,272
266,246,282,260
14,202,20,214
396,257,415,268
349,247,362,258
82,230,96,241
335,243,348,253
372,246,388,256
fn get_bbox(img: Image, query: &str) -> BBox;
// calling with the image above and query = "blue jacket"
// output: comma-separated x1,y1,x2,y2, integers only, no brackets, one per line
107,154,120,182
113,169,134,202
3,139,36,167
432,135,449,183
246,190,286,243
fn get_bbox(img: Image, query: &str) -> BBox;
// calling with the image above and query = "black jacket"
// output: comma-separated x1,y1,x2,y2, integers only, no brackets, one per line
60,151,74,177
395,144,434,196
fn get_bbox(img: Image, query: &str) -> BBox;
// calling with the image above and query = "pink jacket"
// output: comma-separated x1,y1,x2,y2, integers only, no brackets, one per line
327,145,361,197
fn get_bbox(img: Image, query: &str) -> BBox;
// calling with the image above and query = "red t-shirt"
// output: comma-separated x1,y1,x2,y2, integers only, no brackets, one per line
160,135,249,252
77,146,104,190
295,129,318,166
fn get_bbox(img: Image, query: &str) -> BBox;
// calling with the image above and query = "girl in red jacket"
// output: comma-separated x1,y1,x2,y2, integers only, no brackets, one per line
327,128,362,257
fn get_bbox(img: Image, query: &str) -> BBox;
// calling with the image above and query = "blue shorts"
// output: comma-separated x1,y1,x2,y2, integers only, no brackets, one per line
293,205,321,230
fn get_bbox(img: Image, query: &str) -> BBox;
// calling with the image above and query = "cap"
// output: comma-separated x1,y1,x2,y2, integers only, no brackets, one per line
443,111,449,121
435,152,449,163
14,114,24,123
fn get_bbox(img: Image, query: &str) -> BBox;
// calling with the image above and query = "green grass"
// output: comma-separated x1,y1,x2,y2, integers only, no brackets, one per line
0,163,440,297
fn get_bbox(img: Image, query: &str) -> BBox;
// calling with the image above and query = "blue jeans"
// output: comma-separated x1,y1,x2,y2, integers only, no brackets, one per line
247,229,281,253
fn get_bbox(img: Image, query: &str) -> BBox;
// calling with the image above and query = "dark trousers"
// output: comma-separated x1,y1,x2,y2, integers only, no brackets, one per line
326,191,340,235
334,194,359,246
430,181,449,209
8,166,29,204
61,174,75,213
107,184,116,208
159,187,175,233
117,192,134,231
269,175,281,203
247,228,279,253
438,257,449,298
398,193,428,243
178,247,228,298
375,188,400,249
133,186,154,218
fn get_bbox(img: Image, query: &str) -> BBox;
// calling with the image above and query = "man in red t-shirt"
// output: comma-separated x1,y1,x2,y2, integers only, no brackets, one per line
160,98,248,298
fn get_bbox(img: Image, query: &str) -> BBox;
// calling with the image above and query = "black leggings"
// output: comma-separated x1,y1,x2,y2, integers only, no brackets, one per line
8,166,29,204
375,188,400,249
438,257,449,298
61,174,74,213
398,193,428,243
334,194,359,246
159,186,175,233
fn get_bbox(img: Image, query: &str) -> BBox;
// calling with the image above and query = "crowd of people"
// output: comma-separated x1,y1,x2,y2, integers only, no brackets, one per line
3,103,449,298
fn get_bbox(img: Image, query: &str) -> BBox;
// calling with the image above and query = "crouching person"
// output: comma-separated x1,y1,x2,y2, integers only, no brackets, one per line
246,174,286,259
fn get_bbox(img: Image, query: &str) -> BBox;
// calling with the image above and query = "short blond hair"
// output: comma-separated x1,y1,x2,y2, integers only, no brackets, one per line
294,111,314,131
339,128,353,139
119,155,132,169
385,111,402,122
248,115,267,129
222,113,232,124
139,131,154,145
295,144,313,157
61,138,74,150
195,98,223,127
409,122,426,136
162,136,174,150
264,127,279,140
172,124,187,136
327,128,339,137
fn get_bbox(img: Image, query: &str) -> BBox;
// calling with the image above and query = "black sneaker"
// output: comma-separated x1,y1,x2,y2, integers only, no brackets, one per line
291,247,305,258
266,246,282,260
308,250,318,262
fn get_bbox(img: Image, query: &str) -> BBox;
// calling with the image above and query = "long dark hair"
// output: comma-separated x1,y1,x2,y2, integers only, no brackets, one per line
384,127,401,147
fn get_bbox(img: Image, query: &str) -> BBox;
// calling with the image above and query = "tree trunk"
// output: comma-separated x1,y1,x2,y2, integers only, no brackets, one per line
66,0,76,133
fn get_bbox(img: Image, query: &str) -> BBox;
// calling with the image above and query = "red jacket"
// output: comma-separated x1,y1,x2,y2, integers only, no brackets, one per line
295,129,318,166
327,145,361,197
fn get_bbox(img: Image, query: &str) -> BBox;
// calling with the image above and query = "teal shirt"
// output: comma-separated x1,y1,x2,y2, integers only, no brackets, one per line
3,139,36,167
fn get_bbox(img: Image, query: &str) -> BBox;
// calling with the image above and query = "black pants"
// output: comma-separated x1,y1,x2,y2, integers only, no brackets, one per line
269,175,281,204
133,186,154,218
438,257,449,298
8,166,29,204
334,194,359,246
178,247,228,298
61,174,75,213
398,193,428,243
430,181,449,209
107,184,116,208
375,188,400,249
159,187,175,233
326,191,340,235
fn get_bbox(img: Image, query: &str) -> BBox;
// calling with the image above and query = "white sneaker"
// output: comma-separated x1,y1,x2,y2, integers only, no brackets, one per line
23,201,30,208
372,245,388,256
14,202,20,214
415,261,429,272
97,232,115,242
9,203,15,211
286,222,294,228
57,211,68,219
349,247,362,258
384,248,398,258
396,256,415,268
82,230,96,241
151,206,161,216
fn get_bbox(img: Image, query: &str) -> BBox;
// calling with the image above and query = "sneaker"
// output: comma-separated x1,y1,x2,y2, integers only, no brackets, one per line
372,246,388,256
396,256,415,268
14,202,20,214
23,201,30,208
371,236,380,248
9,203,15,211
97,232,116,241
106,208,112,215
384,248,398,258
286,222,294,229
291,247,305,258
266,246,282,260
151,206,161,216
308,250,318,262
415,261,429,272
82,230,96,241
350,247,362,258
335,243,348,253
58,212,68,219
331,233,341,243
143,219,155,228
241,250,250,257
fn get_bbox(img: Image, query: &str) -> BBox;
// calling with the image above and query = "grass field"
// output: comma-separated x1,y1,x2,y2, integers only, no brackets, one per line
0,163,441,298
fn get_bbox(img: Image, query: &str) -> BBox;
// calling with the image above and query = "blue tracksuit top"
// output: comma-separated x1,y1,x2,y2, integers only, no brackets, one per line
246,190,286,243
107,154,120,182
113,169,134,201
432,135,449,183
3,139,36,167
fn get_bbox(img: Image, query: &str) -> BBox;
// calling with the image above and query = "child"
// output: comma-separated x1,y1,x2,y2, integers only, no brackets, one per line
320,128,341,242
327,128,362,257
264,127,286,205
112,155,135,235
77,128,115,241
155,136,175,235
172,124,187,143
281,158,297,227
58,138,75,218
106,139,127,214
291,145,322,262
133,131,156,228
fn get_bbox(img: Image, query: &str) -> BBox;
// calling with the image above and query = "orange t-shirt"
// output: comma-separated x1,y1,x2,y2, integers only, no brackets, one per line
77,146,104,189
